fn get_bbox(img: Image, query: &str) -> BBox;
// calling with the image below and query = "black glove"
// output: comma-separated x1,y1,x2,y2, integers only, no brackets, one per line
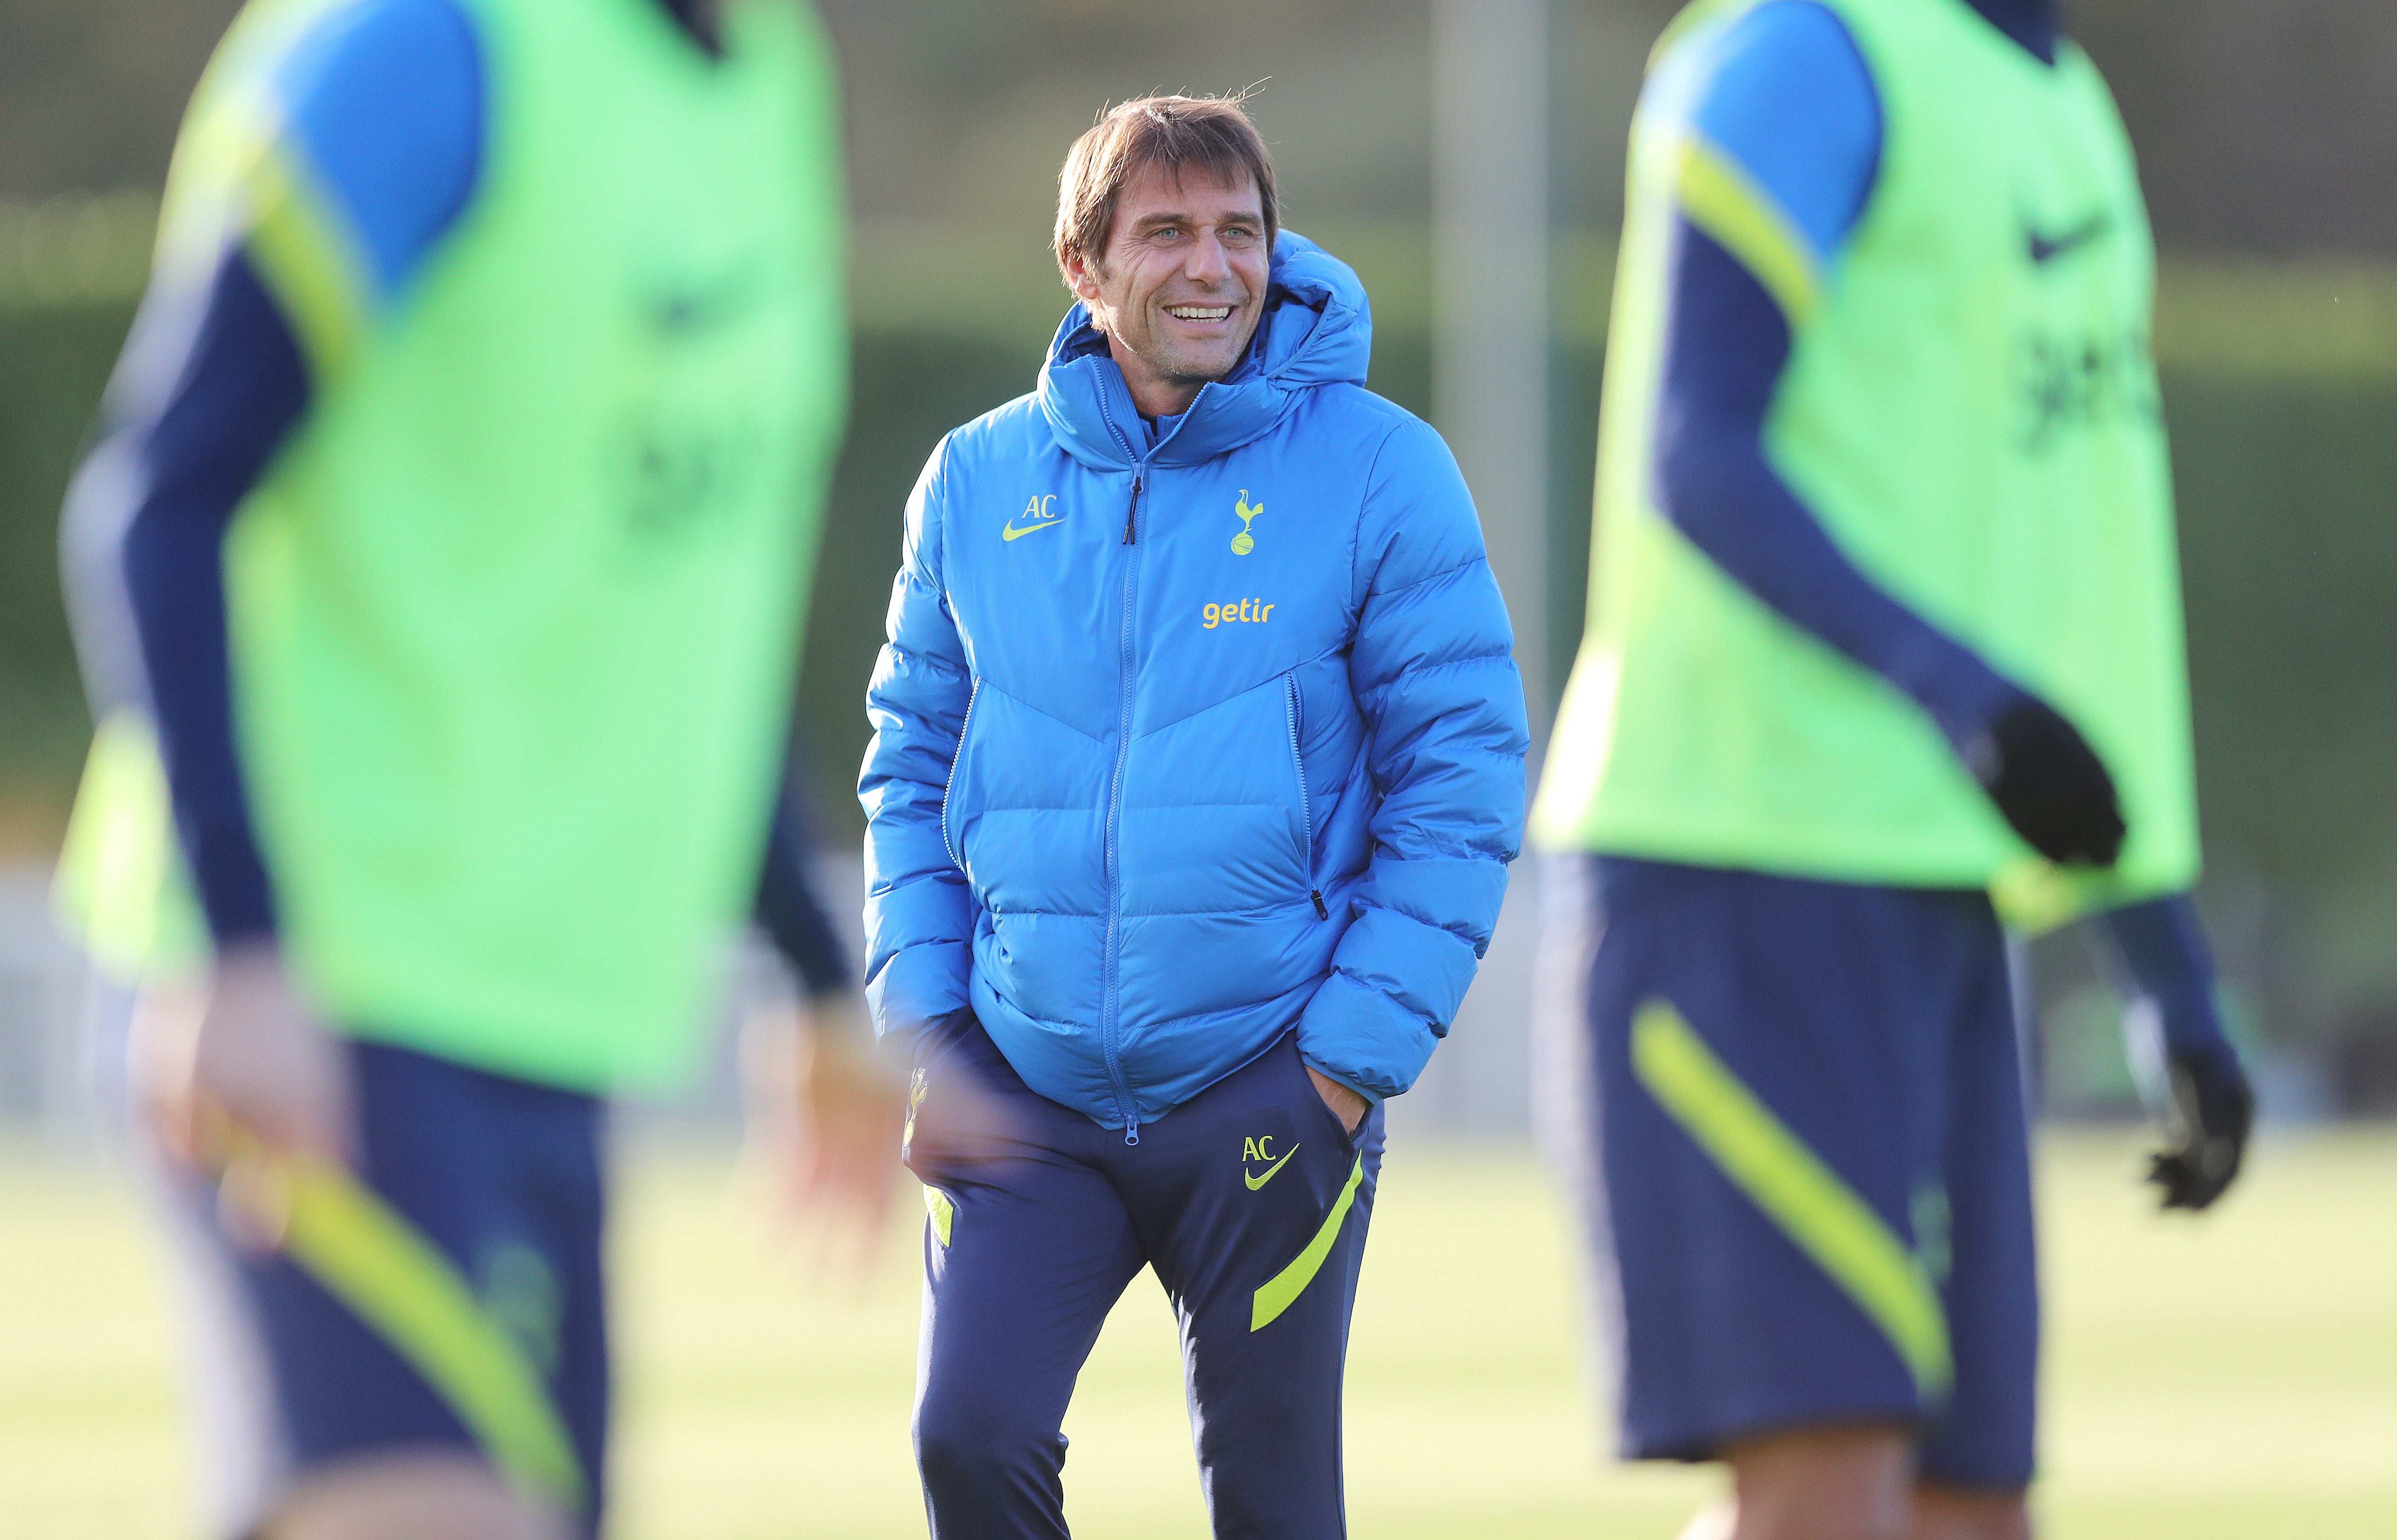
2147,1041,2253,1211
1960,696,2126,867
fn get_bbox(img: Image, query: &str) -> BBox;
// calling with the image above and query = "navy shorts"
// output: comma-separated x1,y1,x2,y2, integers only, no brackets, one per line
904,1018,1383,1539
1554,856,2037,1489
192,1040,610,1536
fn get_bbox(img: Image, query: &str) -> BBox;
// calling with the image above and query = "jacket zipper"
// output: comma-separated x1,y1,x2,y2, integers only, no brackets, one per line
938,679,982,873
1092,378,1223,1141
1095,384,1148,1145
1284,675,1327,919
1121,376,1212,547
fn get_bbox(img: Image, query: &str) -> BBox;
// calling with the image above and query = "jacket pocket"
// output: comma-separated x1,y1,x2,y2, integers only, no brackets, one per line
939,679,982,873
1284,675,1327,919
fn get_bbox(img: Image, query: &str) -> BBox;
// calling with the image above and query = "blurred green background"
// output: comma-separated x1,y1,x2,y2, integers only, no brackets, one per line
9,1,2397,1096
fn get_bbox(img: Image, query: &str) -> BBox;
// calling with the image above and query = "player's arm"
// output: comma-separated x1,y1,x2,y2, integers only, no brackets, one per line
754,743,860,1009
2084,894,2254,1209
859,437,978,1052
66,253,300,949
62,0,486,1161
1293,416,1531,1119
745,741,903,1249
1652,0,2120,867
74,0,485,952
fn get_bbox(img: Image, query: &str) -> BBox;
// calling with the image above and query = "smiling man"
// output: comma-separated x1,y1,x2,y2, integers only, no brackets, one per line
861,95,1529,1537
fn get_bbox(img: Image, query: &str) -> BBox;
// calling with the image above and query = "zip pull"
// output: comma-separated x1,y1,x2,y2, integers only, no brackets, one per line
1122,475,1142,544
1310,890,1328,919
1123,1111,1141,1146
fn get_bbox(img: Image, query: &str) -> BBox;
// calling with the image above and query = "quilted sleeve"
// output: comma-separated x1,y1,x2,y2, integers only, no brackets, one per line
1296,415,1531,1101
859,437,976,1041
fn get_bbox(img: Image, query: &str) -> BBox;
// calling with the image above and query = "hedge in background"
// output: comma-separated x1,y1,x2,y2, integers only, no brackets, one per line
6,304,2395,1046
0,299,125,834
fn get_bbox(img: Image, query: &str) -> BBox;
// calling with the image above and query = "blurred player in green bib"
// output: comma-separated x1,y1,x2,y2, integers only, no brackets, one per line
51,1,883,1536
1534,0,2253,1535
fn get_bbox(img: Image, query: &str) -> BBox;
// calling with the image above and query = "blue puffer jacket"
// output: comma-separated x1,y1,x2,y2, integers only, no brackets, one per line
860,233,1528,1135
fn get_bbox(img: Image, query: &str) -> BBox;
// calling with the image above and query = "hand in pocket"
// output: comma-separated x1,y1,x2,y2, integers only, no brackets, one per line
1305,1064,1368,1135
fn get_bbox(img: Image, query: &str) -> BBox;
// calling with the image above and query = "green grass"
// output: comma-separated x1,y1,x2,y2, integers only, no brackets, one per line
5,1129,2393,1538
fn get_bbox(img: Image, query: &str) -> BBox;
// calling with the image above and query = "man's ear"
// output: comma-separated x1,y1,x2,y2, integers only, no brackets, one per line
1064,249,1104,304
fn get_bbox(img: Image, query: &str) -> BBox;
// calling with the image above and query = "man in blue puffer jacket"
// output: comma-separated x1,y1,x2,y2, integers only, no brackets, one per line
861,94,1529,1536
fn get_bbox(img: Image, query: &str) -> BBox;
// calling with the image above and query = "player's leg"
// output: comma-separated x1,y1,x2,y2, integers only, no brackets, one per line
1694,900,2033,1540
1706,1424,1914,1540
269,1451,566,1540
1538,859,1905,1540
1133,1031,1383,1540
905,1019,1147,1539
1909,918,2037,1540
223,1040,606,1540
1909,1485,2031,1540
1573,858,1968,1539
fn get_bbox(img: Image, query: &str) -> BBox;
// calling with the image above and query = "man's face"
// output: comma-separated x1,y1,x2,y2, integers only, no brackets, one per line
1067,163,1270,414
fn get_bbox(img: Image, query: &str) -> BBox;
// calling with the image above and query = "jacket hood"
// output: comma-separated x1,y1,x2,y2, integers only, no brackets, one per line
1035,229,1373,472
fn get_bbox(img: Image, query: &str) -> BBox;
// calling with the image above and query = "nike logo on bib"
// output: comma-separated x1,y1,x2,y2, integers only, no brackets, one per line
2025,211,2112,266
647,264,764,339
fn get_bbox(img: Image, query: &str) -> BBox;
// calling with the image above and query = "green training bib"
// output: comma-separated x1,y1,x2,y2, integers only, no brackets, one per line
1533,0,2198,929
60,0,847,1089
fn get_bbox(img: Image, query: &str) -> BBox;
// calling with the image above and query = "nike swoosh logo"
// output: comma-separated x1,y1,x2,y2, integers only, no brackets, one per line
2025,211,2112,265
1244,1145,1300,1191
1001,519,1063,542
646,265,765,339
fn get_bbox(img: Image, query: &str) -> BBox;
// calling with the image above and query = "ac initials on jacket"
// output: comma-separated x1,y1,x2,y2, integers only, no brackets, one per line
1003,494,1064,542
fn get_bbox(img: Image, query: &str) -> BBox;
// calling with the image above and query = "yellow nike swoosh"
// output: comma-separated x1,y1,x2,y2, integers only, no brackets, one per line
1002,519,1063,542
1244,1145,1300,1191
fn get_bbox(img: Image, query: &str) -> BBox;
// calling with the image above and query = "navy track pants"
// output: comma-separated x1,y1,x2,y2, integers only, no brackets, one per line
903,1020,1384,1539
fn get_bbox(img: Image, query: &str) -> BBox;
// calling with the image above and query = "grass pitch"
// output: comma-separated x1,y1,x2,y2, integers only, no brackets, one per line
4,1129,2392,1538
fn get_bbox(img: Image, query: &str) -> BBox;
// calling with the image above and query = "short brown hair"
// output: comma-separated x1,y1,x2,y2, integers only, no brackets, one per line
1053,94,1279,285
